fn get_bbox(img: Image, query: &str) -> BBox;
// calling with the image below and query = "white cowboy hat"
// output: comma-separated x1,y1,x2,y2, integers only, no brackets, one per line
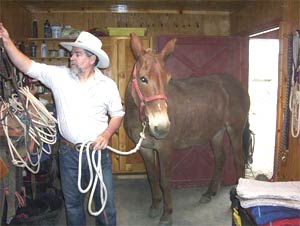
60,31,109,68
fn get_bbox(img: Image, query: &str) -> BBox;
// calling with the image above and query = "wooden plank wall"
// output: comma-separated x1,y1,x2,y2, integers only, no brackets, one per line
30,12,230,43
0,1,31,40
230,0,300,181
230,1,283,36
3,0,300,181
275,0,300,181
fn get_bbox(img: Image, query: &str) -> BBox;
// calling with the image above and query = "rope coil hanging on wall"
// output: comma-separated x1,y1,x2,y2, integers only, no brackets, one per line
289,30,300,138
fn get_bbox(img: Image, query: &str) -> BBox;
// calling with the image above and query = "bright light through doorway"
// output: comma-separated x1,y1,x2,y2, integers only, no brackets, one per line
248,38,279,178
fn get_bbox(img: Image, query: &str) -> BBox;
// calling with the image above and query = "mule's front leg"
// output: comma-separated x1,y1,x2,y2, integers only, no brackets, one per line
140,147,162,218
158,148,173,226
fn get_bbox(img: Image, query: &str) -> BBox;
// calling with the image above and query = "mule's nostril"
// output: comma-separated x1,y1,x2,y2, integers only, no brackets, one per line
148,113,170,139
152,125,169,139
154,125,161,134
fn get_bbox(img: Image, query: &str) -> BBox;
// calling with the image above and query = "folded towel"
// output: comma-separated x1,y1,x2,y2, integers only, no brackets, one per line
239,197,300,209
237,178,300,201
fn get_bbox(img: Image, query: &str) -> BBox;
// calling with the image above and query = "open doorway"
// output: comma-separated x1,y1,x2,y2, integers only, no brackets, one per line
248,29,279,178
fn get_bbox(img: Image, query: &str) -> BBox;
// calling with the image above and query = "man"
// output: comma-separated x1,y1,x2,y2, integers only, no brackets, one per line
0,22,124,226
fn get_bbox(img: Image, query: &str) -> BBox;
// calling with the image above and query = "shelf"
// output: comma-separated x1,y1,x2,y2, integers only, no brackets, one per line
31,57,69,60
28,38,75,41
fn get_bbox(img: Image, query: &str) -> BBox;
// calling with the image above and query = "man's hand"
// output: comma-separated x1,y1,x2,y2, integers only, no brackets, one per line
0,23,10,41
93,131,111,150
93,116,123,150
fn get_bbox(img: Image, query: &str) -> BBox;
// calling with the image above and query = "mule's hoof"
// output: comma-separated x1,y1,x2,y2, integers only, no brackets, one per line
199,194,212,203
159,218,172,226
149,207,161,218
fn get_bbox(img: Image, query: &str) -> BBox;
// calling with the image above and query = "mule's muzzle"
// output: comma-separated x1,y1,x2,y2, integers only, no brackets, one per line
148,119,170,139
152,125,170,139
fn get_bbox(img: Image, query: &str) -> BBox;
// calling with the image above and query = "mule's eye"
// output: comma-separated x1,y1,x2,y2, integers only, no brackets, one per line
140,76,148,84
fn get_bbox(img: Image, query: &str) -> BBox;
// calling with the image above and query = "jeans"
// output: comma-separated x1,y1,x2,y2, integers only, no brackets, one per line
59,143,116,226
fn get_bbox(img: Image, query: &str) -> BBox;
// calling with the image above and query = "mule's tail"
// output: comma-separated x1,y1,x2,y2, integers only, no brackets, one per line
242,118,255,168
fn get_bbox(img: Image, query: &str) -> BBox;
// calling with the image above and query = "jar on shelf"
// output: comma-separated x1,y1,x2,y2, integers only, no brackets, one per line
58,48,65,57
51,26,62,38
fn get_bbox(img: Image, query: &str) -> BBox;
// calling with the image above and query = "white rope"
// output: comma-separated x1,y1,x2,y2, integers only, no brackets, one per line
1,86,58,174
76,122,146,216
77,141,107,216
289,31,300,138
289,84,300,138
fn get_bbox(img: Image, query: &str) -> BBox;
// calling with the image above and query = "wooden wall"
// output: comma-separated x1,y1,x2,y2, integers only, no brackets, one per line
274,0,300,181
230,1,283,36
0,1,32,40
230,0,300,182
2,0,300,181
30,12,230,43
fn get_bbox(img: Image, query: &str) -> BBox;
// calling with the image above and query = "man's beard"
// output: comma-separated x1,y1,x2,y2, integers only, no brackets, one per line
70,64,83,77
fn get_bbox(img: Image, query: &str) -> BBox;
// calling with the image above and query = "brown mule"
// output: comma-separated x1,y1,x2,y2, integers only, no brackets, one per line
124,33,250,226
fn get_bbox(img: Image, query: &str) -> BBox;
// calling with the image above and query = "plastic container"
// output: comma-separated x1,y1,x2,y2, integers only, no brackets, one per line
58,48,65,57
107,27,147,36
41,40,47,58
61,25,72,37
51,26,62,38
48,49,57,57
30,42,37,58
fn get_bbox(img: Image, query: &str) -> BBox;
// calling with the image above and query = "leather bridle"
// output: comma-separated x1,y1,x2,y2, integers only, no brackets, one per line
131,63,167,121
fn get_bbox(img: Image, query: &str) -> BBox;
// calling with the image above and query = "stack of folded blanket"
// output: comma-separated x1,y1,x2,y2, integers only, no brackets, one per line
236,178,300,226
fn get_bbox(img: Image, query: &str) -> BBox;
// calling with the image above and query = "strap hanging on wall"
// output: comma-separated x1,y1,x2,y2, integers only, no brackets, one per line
272,31,294,180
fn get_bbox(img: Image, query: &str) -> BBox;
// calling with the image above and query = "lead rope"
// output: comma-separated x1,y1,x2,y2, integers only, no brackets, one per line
76,122,146,216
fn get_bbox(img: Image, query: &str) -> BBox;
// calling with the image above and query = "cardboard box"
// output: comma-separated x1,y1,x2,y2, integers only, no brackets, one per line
107,27,147,36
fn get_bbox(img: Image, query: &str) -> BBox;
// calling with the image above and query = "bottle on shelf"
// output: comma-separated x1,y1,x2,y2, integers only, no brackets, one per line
32,19,38,38
44,19,52,38
18,41,26,55
41,40,47,58
30,42,37,58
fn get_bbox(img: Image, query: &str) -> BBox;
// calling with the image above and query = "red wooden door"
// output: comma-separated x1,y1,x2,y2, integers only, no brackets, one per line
157,35,248,188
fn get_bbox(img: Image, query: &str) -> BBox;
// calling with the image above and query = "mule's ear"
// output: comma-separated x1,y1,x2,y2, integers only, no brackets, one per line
130,32,145,60
160,38,177,61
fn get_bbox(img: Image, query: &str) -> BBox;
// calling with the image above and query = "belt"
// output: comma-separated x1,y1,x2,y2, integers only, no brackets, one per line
60,138,76,149
60,138,95,151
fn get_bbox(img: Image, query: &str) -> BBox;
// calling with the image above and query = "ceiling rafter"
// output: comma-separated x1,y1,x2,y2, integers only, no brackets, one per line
7,0,247,14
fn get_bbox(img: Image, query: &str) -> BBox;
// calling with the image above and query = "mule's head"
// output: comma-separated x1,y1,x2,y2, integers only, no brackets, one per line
130,33,176,139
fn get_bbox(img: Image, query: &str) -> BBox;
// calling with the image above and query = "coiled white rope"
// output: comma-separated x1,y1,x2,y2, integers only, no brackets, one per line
289,31,300,138
289,84,300,138
1,86,57,174
76,122,146,216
